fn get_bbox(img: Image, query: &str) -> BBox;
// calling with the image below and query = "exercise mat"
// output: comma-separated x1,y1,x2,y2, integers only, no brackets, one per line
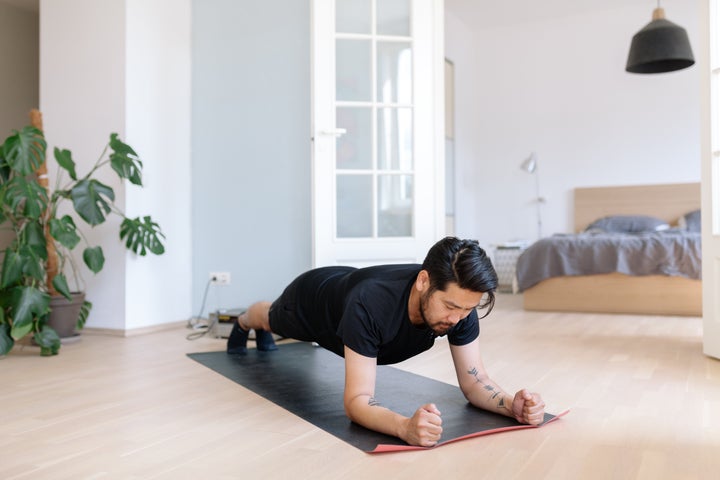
187,342,566,453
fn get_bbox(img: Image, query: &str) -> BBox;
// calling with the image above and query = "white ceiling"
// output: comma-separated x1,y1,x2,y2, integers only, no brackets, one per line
445,0,651,29
1,0,657,22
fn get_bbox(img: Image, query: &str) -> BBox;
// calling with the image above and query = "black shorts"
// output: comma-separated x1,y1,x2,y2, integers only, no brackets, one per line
268,275,315,342
267,267,354,356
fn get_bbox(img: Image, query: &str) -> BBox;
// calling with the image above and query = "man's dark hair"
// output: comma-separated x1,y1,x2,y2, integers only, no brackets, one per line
421,236,498,317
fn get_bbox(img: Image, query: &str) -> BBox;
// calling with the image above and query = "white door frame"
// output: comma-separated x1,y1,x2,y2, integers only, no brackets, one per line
702,0,720,359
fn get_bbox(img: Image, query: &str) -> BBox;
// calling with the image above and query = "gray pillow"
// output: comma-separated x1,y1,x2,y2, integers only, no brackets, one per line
585,215,670,233
678,209,701,232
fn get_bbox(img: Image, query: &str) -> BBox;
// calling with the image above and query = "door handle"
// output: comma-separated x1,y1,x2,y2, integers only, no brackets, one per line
318,128,347,137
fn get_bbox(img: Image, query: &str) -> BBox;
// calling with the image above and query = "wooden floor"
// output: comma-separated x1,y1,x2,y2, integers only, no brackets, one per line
2,294,720,480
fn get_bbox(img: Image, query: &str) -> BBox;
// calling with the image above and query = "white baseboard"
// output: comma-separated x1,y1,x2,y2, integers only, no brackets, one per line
83,320,188,338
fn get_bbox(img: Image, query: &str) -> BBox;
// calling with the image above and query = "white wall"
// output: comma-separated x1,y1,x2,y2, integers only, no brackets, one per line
41,0,128,331
40,0,192,332
191,0,312,316
445,3,701,250
125,0,192,330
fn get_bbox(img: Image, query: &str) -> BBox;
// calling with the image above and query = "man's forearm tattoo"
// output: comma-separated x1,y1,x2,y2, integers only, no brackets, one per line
467,366,505,408
368,396,381,407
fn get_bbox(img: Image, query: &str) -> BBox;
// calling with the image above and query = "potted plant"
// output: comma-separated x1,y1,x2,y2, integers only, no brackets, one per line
0,114,165,356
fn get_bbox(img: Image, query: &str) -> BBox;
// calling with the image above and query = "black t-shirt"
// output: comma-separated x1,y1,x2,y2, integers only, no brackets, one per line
284,264,479,365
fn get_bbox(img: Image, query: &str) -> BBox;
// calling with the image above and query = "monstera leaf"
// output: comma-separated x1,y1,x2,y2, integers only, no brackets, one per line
109,133,143,186
120,216,165,256
54,147,77,180
70,178,115,226
83,246,105,274
2,126,46,176
51,273,72,301
49,215,81,250
5,176,48,219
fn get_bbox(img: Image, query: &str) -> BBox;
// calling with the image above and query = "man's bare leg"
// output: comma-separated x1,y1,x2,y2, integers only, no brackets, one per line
238,301,272,331
227,301,277,354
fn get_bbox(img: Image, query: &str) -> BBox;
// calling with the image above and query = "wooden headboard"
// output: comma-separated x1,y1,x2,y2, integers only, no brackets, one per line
573,182,700,233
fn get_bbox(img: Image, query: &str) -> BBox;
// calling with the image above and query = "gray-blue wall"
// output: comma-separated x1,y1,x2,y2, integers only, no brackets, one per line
192,0,311,314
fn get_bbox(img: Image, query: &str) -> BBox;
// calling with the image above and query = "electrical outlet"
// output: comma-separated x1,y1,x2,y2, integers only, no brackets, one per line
210,272,231,285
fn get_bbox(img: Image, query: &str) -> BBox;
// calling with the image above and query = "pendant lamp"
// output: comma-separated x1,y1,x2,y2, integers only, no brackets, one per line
626,3,694,74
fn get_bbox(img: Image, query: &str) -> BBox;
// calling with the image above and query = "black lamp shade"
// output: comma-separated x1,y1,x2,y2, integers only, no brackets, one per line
626,18,695,74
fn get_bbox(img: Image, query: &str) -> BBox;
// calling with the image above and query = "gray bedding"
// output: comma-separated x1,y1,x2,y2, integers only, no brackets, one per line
515,229,702,292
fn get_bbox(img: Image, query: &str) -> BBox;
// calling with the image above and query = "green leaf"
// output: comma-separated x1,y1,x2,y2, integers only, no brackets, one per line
34,325,60,355
10,320,33,340
0,323,14,356
54,147,77,180
6,176,48,219
119,216,165,256
70,179,115,226
0,286,11,309
1,229,46,288
49,215,80,249
40,345,59,356
52,273,72,301
77,300,92,330
108,133,137,156
9,286,50,338
19,245,46,282
109,133,143,186
0,248,22,288
83,246,105,273
23,219,47,258
2,126,46,175
0,152,10,183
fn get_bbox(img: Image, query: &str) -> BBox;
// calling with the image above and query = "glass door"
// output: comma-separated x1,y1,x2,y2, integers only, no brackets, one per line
312,0,444,267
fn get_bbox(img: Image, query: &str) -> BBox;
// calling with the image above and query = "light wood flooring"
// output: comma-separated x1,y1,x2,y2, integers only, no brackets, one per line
2,294,719,480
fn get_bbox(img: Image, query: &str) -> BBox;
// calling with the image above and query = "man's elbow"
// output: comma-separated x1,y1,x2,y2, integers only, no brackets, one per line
459,386,473,403
343,394,363,422
343,401,353,421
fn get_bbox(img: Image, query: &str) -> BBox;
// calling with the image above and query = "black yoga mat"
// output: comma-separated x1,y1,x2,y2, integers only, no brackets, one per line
187,342,565,453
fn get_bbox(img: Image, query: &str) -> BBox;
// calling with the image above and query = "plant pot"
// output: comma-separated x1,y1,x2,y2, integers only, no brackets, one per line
48,292,86,338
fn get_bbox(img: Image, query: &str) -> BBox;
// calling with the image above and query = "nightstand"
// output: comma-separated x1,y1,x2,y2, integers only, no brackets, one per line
494,243,529,293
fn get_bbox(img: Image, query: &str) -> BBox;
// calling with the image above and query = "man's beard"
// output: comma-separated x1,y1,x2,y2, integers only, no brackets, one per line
419,291,449,336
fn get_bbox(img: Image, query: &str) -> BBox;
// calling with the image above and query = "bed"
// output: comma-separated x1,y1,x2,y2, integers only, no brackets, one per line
516,182,702,316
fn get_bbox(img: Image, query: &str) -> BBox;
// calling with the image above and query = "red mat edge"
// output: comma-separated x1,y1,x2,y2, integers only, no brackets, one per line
367,408,571,454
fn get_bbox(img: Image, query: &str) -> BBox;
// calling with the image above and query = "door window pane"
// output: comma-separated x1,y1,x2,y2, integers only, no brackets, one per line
337,174,373,237
336,0,371,34
378,174,413,237
336,39,372,101
331,0,416,242
336,107,373,170
377,41,412,104
377,0,410,36
378,107,413,170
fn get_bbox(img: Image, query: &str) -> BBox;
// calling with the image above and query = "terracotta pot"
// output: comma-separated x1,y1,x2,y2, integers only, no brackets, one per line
47,292,86,338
